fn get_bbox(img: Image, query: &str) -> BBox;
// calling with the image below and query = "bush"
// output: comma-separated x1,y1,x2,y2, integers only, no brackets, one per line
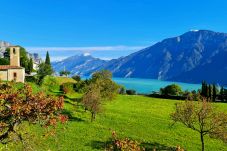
126,89,136,95
118,86,126,94
60,82,75,94
160,84,182,96
25,76,38,83
74,80,88,93
72,75,81,82
107,131,144,151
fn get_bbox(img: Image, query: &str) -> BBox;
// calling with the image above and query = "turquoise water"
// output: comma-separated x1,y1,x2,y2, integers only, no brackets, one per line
112,77,201,94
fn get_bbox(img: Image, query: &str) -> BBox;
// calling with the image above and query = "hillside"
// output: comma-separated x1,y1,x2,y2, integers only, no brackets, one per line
52,54,107,76
4,93,227,150
52,30,227,85
97,30,227,84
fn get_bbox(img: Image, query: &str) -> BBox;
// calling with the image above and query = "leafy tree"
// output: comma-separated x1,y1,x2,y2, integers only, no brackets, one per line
212,84,217,102
82,83,101,122
27,58,33,74
0,58,9,65
220,87,225,101
208,85,212,99
37,63,53,84
72,75,81,82
45,51,51,65
59,70,71,77
160,84,182,96
171,98,227,151
0,82,67,144
91,70,119,101
126,89,136,95
92,70,112,81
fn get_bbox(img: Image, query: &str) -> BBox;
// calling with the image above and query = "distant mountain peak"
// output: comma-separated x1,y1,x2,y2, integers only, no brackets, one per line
82,52,91,57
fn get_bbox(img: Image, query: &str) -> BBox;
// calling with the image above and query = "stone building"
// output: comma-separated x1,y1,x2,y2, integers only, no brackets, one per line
0,46,25,83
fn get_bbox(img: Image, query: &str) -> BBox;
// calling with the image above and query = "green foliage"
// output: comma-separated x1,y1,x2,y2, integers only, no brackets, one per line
171,99,227,151
60,82,75,94
74,80,88,93
27,58,33,74
91,70,119,101
41,76,60,92
72,75,81,82
37,63,53,84
82,83,102,121
160,84,182,96
0,58,9,65
0,82,67,144
5,46,31,73
2,95,227,150
45,51,51,65
92,70,112,81
59,70,71,77
126,89,136,95
25,76,38,83
118,86,126,94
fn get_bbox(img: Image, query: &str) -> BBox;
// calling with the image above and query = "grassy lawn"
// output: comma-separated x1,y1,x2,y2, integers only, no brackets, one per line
5,94,226,151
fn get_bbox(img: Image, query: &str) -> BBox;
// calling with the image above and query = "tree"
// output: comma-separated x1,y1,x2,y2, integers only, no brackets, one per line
212,84,217,102
0,58,9,65
160,84,182,96
0,82,67,144
27,58,33,74
171,98,227,151
37,63,53,84
92,70,112,81
59,70,71,77
45,51,51,65
208,85,212,99
82,84,101,122
91,70,119,101
72,75,81,82
220,87,225,101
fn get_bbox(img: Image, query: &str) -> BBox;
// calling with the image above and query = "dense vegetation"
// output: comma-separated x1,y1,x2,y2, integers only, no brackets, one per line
1,76,226,150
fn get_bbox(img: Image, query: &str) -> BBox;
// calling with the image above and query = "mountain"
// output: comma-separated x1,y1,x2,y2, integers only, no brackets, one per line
52,30,227,85
52,54,107,76
96,30,227,84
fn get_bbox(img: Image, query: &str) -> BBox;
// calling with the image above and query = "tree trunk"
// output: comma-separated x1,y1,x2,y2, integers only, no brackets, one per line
200,133,205,151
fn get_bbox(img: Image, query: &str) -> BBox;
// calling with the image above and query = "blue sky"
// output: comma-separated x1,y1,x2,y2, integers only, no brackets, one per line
1,0,227,61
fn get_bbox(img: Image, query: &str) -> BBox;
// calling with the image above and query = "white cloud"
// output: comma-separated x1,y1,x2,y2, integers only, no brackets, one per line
25,45,146,52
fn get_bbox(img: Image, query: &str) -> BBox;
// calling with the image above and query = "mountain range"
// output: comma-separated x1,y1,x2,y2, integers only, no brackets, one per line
52,30,227,85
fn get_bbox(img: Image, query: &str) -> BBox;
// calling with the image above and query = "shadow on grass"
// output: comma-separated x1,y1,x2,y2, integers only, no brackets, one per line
90,140,176,151
62,109,85,122
141,142,176,151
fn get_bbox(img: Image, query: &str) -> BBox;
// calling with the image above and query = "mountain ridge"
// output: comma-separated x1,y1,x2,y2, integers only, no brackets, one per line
52,30,227,85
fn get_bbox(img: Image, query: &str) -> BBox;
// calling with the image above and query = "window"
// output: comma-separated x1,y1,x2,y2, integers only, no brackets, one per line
13,72,17,81
13,48,16,54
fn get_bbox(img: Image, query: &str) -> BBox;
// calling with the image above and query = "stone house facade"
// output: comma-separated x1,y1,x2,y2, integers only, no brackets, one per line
0,46,25,83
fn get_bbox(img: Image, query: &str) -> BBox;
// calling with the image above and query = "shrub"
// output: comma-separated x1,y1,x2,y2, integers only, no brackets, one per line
118,86,126,94
72,75,81,82
25,76,38,83
107,131,144,151
126,89,136,95
160,84,182,96
60,82,75,94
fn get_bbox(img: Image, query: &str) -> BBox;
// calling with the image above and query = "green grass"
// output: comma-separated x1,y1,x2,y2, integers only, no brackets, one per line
7,94,227,151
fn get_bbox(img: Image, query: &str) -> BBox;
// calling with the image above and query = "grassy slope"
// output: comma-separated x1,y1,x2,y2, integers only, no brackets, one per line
23,95,227,151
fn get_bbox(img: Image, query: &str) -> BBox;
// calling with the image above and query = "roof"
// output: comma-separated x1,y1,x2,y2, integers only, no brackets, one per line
0,65,23,70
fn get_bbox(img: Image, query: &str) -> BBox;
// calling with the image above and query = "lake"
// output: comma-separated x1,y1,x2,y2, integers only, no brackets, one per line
112,77,201,94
